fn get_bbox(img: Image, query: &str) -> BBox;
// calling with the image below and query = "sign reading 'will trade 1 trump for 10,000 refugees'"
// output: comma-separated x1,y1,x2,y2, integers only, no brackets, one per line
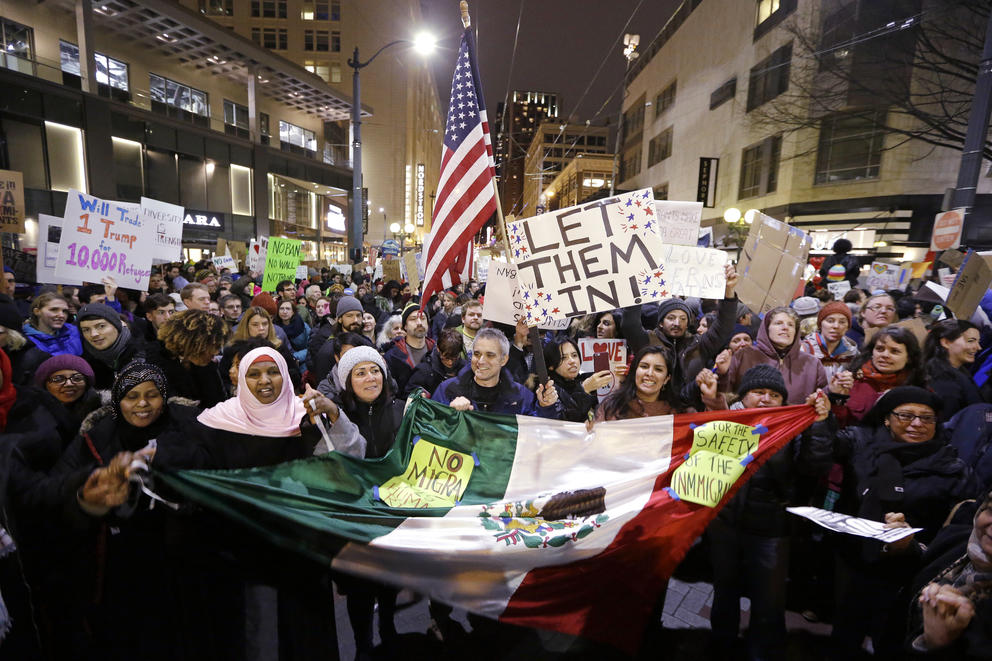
507,189,726,325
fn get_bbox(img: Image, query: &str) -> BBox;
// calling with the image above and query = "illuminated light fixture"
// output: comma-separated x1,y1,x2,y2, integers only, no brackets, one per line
412,32,436,55
389,222,400,233
874,240,888,247
583,177,605,188
404,223,414,233
744,208,760,224
545,190,555,198
723,207,742,223
205,161,215,175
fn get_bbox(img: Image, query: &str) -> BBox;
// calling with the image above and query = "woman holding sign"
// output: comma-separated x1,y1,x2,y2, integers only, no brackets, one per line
804,387,975,659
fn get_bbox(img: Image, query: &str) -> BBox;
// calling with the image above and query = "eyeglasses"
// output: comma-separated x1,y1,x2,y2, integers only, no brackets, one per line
48,373,86,385
890,411,937,425
866,305,896,313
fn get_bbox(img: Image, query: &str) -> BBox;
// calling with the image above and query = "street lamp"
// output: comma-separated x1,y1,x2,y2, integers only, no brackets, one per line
348,33,435,264
610,33,640,196
390,221,415,252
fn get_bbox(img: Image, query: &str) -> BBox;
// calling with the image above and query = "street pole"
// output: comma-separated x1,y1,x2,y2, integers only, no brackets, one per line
349,46,363,265
952,7,992,239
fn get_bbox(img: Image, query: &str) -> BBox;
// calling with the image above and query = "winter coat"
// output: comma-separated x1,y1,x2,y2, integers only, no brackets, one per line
23,322,82,356
433,365,563,419
6,341,50,386
404,349,464,399
384,336,436,395
800,331,858,381
944,403,992,491
722,314,828,405
152,350,229,408
276,318,311,364
84,334,154,391
327,394,406,459
306,317,335,370
551,375,598,423
831,365,914,427
622,295,737,393
926,359,985,423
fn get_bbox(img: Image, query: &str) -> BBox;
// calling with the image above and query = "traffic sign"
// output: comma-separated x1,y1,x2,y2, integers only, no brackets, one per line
931,209,965,251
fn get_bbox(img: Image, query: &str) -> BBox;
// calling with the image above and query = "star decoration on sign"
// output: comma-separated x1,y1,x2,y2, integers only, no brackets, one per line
637,267,669,301
614,190,658,233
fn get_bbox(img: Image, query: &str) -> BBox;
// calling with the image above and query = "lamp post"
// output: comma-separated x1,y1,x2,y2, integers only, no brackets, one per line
390,221,415,253
609,34,639,197
347,33,434,264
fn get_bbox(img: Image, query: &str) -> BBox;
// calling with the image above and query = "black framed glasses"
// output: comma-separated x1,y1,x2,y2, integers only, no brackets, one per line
48,373,86,385
890,411,937,425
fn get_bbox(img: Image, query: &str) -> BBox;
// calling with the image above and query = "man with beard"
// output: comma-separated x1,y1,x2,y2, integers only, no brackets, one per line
456,300,484,357
385,305,435,394
622,262,739,397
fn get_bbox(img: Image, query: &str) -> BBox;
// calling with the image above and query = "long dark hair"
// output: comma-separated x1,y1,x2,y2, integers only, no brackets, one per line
340,359,393,411
849,325,924,386
544,336,578,377
924,319,978,371
600,345,678,420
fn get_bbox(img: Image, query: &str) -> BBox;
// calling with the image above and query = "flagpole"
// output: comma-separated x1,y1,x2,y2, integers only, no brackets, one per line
460,1,513,267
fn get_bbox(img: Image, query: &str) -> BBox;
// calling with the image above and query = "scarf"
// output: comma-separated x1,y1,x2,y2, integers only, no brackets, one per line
197,347,305,437
276,309,306,338
922,494,992,605
0,349,16,432
85,323,133,368
857,360,910,391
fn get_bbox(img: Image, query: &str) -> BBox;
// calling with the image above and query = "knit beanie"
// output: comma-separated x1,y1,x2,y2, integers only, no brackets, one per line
869,386,942,423
730,323,754,340
34,354,95,389
737,364,788,401
336,345,388,387
401,302,424,328
77,303,124,332
817,300,852,326
335,296,363,319
657,298,695,324
0,294,22,332
792,296,820,317
195,269,213,282
251,292,278,316
111,360,169,419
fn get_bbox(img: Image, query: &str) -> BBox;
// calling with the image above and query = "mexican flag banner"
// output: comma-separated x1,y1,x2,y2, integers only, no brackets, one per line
156,394,815,653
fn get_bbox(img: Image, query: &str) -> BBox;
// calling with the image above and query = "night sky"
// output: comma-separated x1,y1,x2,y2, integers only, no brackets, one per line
421,0,683,126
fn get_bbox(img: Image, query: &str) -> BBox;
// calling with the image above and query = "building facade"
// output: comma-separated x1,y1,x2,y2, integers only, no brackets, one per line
0,0,362,263
183,0,444,248
539,154,617,212
618,0,992,261
494,90,560,217
521,121,610,217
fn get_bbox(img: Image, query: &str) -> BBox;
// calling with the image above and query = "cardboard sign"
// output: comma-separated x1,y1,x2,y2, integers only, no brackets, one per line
655,200,702,246
328,263,353,276
945,250,992,319
481,259,570,330
379,438,475,508
36,214,78,285
787,507,922,543
228,240,247,266
247,238,268,273
141,197,184,264
655,244,727,298
212,255,237,271
261,236,302,291
577,338,627,401
0,169,25,233
735,213,811,315
938,249,965,269
931,209,964,252
55,189,152,289
403,251,420,291
670,420,761,507
382,259,402,283
827,280,851,300
508,189,669,324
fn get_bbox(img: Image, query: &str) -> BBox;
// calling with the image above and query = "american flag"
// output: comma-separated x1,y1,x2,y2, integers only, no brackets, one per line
421,26,496,304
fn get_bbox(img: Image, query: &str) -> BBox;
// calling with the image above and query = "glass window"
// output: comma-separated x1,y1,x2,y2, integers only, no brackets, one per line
757,0,780,24
654,80,676,118
647,127,673,167
316,31,329,52
331,0,340,20
815,110,885,184
150,74,209,117
223,100,249,129
260,113,270,136
278,120,316,151
738,136,782,199
199,0,233,16
59,42,128,90
747,42,792,112
60,40,80,75
330,62,342,83
331,31,340,52
150,73,166,103
0,17,34,74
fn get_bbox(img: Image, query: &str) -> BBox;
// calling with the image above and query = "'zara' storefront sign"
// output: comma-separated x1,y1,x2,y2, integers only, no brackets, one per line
183,210,226,231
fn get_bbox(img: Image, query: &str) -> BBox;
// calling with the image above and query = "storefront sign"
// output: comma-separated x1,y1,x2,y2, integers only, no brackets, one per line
415,163,426,227
696,158,718,209
183,209,226,231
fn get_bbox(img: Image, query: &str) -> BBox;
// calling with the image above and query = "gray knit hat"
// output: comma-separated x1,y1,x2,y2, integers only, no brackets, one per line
335,296,363,319
737,364,788,402
336,345,388,387
657,298,695,324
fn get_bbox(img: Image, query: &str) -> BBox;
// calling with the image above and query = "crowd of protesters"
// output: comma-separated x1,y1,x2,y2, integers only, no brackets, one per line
0,237,991,661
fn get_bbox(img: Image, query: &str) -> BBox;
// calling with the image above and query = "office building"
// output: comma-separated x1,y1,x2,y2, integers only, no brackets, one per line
494,90,559,216
521,121,610,216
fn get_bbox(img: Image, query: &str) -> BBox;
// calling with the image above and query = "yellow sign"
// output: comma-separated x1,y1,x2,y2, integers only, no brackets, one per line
379,439,475,508
0,169,25,233
671,420,761,507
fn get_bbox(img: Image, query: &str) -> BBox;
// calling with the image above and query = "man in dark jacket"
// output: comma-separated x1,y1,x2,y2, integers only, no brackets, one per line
405,329,464,398
309,295,364,374
384,305,435,394
432,328,562,419
622,262,739,394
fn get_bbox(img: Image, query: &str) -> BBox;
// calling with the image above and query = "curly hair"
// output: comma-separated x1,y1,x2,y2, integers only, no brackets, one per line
158,309,229,361
230,306,282,347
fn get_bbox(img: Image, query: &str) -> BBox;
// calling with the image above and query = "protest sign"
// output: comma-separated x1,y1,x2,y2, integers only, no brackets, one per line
212,255,237,271
0,169,25,233
2,246,34,284
669,420,761,507
655,200,702,246
381,240,401,258
946,250,992,319
228,240,247,267
55,189,152,289
328,263,353,276
866,262,900,292
655,244,727,298
482,259,570,330
141,197,184,264
378,438,475,508
295,264,309,280
476,254,492,282
787,506,922,543
261,237,302,291
403,251,420,291
508,189,670,324
382,259,402,283
931,209,964,252
734,213,811,314
37,214,79,285
908,261,931,280
247,238,268,273
827,280,851,300
938,249,965,269
577,338,627,401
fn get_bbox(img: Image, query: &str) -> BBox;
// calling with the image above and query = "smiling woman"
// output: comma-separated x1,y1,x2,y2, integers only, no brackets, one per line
924,319,986,422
